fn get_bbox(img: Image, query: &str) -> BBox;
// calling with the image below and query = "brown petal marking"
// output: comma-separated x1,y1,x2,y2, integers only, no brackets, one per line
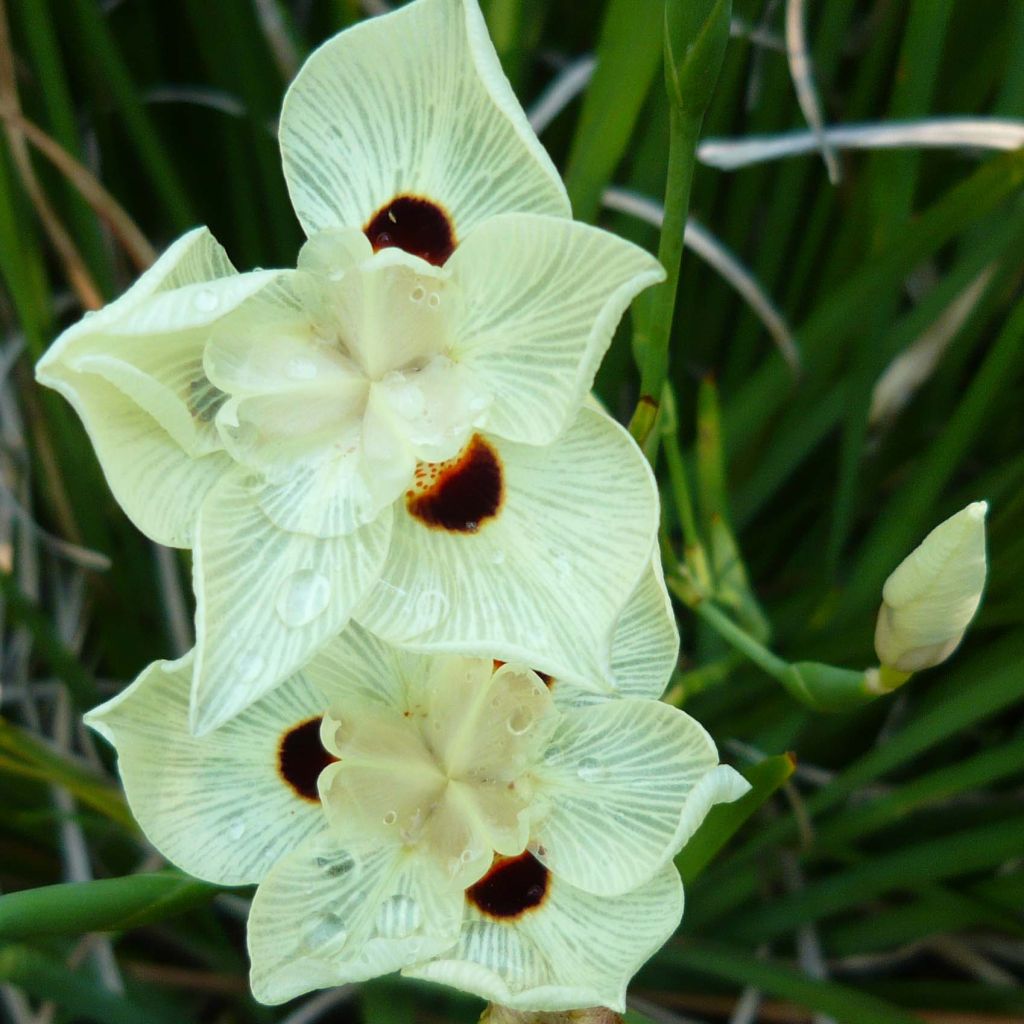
364,194,456,266
277,716,337,803
466,852,550,920
406,434,503,533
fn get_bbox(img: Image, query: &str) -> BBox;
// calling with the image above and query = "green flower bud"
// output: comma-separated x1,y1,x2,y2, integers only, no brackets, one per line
664,0,732,114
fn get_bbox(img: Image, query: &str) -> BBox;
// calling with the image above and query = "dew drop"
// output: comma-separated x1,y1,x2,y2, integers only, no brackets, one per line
427,292,441,309
286,356,319,381
302,912,344,950
578,757,605,782
276,569,331,628
416,589,450,629
375,895,422,939
228,817,246,840
315,852,355,878
382,810,398,826
393,383,426,419
237,651,265,684
491,548,506,566
410,285,426,303
194,287,219,313
506,708,534,735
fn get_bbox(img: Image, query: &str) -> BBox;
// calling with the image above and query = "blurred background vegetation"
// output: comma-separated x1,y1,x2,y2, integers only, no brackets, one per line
1,0,1022,1022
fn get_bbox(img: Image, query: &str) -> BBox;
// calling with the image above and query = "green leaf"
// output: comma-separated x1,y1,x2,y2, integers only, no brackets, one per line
0,718,133,830
727,812,1024,942
676,752,794,883
563,0,663,222
657,939,926,1024
0,944,182,1024
0,872,223,940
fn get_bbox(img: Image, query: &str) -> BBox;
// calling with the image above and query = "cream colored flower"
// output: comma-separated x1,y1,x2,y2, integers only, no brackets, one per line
86,610,746,1011
874,501,988,673
38,0,665,734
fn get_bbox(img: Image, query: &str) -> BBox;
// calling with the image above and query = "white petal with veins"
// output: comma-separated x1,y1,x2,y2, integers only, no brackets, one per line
85,654,326,885
278,0,568,237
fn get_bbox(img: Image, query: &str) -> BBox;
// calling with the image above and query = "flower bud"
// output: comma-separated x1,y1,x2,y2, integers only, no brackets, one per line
874,501,988,673
664,0,732,114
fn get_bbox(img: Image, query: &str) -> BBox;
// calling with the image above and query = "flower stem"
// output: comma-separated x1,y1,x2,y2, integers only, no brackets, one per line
629,103,702,448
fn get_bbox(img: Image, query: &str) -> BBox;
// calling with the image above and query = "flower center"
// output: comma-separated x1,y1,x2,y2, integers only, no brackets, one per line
320,659,556,886
364,194,456,266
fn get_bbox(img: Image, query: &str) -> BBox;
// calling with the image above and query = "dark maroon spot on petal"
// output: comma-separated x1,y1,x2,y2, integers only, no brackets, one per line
364,195,456,266
278,717,337,803
406,434,503,533
466,852,550,920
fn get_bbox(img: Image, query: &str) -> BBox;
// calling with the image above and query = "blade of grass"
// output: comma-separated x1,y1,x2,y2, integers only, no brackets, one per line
0,873,221,940
563,0,663,222
655,939,925,1024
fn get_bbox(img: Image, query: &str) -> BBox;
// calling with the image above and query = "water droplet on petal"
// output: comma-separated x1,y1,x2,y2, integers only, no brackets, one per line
286,356,319,381
507,708,533,735
194,287,219,313
237,651,265,684
578,757,605,782
491,548,506,566
416,589,449,629
382,810,398,826
302,912,344,950
410,285,426,303
427,292,441,309
276,570,331,627
554,553,572,582
375,895,422,939
228,817,245,840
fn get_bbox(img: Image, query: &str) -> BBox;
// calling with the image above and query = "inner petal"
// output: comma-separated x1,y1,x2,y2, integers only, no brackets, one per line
320,658,556,890
364,194,457,267
330,250,452,381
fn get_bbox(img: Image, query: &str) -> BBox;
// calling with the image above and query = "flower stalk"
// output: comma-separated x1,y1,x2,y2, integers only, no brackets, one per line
630,0,732,448
481,1006,621,1024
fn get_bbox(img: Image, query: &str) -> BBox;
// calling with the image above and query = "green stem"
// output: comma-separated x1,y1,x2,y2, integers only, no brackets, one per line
668,576,790,681
629,104,702,447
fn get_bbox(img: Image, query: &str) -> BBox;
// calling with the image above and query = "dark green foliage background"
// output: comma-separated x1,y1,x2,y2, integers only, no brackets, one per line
1,1,1022,1022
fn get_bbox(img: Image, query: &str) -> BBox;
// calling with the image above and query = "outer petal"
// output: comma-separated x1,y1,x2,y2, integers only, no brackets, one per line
40,371,232,548
552,554,679,708
529,700,747,896
354,407,658,691
36,228,282,546
248,831,463,1004
278,0,569,239
84,654,326,886
191,470,393,735
405,862,683,1013
305,621,426,713
449,214,664,445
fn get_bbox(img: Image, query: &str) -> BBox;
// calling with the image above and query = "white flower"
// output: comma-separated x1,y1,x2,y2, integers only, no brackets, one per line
38,0,665,735
85,596,747,1012
874,501,988,673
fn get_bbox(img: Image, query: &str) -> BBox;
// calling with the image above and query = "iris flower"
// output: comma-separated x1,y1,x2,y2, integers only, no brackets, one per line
86,608,747,1010
38,0,665,734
